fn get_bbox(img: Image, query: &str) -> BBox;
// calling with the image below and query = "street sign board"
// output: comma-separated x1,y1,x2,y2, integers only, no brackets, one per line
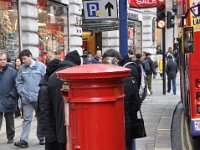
83,0,118,19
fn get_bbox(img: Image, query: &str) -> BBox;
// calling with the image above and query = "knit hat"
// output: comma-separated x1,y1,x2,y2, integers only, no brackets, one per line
46,59,61,76
65,50,81,65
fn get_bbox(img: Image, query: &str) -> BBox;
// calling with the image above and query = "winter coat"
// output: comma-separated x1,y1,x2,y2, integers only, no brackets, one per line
166,60,178,78
15,60,46,104
0,65,18,112
47,60,75,143
142,57,157,76
120,55,142,149
38,77,56,143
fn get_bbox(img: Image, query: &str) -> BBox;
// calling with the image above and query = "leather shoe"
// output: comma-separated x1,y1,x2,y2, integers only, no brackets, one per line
14,140,28,148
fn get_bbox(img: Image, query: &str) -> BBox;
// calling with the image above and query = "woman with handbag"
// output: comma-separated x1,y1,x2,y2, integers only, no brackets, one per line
120,54,147,150
102,49,146,150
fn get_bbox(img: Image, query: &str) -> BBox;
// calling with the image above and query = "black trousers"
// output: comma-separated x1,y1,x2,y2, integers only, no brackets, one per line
45,141,65,150
0,112,15,140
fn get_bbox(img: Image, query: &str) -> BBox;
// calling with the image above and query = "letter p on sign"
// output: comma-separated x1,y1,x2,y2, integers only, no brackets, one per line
87,2,99,17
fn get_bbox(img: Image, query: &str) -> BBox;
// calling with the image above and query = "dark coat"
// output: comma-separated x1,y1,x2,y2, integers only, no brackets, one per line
120,55,142,149
38,77,56,143
0,65,18,112
166,60,178,78
143,57,157,75
47,60,75,143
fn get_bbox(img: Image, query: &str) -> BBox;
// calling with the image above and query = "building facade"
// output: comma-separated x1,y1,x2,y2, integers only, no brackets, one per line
0,0,165,61
0,0,75,63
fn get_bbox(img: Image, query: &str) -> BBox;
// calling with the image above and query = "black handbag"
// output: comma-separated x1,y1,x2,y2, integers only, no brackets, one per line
131,110,147,138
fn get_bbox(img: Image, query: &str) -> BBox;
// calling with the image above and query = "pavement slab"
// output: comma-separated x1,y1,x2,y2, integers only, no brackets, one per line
0,76,180,150
136,76,180,150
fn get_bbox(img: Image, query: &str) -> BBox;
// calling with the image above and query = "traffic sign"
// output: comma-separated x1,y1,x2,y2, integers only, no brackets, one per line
83,0,118,19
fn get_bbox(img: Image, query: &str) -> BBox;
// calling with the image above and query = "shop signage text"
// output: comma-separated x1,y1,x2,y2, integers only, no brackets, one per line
83,0,117,19
129,0,157,8
128,12,139,20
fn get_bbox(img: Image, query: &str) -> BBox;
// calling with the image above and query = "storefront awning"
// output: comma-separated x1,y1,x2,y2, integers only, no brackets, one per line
82,19,138,32
82,19,119,32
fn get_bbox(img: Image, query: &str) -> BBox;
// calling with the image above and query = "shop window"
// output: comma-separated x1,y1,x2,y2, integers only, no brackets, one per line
0,0,19,61
128,21,142,54
38,0,68,64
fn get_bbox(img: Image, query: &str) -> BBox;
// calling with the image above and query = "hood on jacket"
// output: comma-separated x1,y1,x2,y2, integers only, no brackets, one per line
45,59,60,80
65,50,81,65
57,60,75,70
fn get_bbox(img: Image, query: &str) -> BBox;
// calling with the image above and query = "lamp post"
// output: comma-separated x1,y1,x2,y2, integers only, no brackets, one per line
119,0,128,56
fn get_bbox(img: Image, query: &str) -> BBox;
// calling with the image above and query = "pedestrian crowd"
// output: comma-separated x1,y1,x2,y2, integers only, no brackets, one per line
0,47,178,150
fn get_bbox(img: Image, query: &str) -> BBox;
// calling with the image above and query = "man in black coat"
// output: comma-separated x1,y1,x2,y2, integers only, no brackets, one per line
47,50,81,150
0,52,18,144
166,55,178,95
38,59,60,150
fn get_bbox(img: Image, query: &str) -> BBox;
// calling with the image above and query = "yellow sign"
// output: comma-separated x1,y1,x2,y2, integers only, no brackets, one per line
190,0,200,32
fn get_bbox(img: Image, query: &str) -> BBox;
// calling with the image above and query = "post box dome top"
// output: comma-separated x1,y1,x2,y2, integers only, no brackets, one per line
57,64,131,80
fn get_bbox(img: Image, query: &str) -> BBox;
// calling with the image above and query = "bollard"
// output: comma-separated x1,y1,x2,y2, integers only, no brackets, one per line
57,64,131,150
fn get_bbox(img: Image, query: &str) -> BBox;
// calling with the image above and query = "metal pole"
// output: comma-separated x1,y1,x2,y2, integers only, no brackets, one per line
17,0,23,52
162,27,166,95
119,0,128,56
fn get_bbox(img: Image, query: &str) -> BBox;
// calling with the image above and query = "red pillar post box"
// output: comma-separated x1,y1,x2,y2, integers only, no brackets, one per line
57,64,131,150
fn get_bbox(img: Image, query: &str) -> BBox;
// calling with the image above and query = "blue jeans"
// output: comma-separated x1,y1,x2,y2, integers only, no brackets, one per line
132,139,136,150
167,77,176,94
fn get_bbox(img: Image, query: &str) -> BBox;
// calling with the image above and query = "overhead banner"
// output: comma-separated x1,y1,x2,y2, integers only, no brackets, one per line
129,0,157,8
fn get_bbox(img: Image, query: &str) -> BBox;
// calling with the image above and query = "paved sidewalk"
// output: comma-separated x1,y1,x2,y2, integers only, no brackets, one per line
0,116,44,150
136,76,180,150
0,76,180,150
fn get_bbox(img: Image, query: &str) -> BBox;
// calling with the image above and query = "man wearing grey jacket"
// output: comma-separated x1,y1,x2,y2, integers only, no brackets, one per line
15,49,46,148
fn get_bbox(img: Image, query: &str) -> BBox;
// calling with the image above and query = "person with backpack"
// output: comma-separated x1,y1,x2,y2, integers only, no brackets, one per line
166,55,178,95
102,49,146,150
143,52,157,94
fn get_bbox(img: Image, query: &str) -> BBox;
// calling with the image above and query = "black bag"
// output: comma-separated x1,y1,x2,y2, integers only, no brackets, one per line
131,110,147,138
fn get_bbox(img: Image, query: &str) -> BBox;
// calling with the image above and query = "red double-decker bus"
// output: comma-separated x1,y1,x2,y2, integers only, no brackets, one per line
178,0,200,137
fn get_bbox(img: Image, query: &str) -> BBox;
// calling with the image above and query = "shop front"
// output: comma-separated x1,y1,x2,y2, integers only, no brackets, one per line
128,20,142,54
82,11,142,56
0,0,69,63
37,0,68,64
0,0,19,61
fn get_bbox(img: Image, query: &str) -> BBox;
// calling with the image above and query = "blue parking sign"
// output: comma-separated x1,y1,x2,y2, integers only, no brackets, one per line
84,0,118,19
87,2,99,17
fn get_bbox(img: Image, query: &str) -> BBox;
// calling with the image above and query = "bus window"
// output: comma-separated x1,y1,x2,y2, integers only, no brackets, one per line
182,27,194,54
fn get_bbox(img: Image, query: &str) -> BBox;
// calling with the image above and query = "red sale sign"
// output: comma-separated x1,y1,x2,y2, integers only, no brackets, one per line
0,0,13,10
129,0,158,8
